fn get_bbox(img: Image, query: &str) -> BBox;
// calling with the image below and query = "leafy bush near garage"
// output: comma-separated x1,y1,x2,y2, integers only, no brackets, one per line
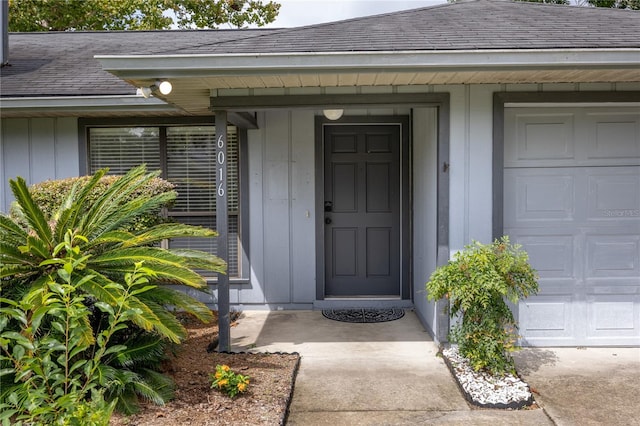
427,237,539,375
10,173,176,232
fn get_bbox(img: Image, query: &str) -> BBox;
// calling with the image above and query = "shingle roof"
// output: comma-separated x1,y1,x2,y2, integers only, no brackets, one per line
1,0,639,97
168,0,640,54
1,29,279,96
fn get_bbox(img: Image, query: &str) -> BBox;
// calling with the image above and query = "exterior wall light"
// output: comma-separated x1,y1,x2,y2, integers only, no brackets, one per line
157,80,172,95
138,87,153,98
323,109,344,120
137,80,172,98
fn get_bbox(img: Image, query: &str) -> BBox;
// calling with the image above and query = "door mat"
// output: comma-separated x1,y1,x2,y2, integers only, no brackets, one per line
322,308,404,323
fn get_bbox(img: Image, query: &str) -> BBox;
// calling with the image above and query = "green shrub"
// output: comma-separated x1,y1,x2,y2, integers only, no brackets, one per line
10,173,176,232
0,232,150,425
427,237,539,375
1,165,226,416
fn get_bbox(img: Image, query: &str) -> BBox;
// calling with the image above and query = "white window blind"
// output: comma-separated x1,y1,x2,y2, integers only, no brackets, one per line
89,127,161,174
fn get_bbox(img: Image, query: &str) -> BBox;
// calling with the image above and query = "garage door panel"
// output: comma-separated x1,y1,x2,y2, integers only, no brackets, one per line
587,297,639,342
586,112,640,161
505,105,640,346
505,112,575,164
513,234,575,279
519,296,574,343
504,170,575,224
586,235,640,278
587,170,640,221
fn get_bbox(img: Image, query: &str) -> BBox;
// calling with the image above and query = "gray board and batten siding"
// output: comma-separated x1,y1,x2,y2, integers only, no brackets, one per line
0,117,80,211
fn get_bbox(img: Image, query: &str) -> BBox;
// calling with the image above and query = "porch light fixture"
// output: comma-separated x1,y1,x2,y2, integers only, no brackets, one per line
323,109,344,120
137,80,172,98
138,86,153,98
156,80,173,95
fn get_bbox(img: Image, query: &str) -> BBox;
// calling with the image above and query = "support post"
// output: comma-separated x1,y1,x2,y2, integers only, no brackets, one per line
215,110,230,352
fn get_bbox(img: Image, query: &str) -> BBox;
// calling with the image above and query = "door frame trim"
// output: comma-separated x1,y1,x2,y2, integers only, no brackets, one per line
315,116,410,300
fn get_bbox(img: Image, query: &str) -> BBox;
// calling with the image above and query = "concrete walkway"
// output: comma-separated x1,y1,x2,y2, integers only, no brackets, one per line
513,346,640,426
232,310,556,425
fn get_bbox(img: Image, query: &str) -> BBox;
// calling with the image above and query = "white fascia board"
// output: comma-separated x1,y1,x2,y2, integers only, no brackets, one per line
0,95,174,112
96,49,640,78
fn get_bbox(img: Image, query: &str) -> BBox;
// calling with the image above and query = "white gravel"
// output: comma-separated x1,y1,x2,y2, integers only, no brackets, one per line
442,345,533,407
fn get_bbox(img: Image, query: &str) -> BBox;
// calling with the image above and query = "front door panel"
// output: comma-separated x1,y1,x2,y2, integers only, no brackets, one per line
324,124,401,296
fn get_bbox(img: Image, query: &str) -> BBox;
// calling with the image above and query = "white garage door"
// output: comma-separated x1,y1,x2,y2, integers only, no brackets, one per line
504,106,640,346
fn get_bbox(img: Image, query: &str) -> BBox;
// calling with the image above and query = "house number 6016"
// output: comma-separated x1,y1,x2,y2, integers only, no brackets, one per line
217,134,225,197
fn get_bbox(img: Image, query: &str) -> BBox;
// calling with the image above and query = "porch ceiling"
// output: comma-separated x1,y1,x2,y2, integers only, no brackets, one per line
128,68,640,116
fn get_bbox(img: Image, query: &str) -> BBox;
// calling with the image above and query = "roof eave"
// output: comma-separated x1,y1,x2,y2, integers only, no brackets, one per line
96,48,640,79
0,95,178,117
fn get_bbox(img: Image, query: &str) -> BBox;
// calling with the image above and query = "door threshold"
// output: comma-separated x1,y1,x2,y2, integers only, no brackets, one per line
314,299,413,310
324,296,402,300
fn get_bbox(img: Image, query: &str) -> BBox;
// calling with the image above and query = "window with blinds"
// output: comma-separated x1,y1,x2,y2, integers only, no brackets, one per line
89,127,161,174
88,124,240,278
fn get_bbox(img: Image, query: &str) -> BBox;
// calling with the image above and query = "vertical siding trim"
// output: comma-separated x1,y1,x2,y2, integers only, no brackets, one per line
288,110,294,303
0,119,5,212
463,85,471,244
27,118,33,183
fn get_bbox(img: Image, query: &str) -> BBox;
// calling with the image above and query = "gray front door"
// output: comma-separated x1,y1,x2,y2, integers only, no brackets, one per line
324,124,401,297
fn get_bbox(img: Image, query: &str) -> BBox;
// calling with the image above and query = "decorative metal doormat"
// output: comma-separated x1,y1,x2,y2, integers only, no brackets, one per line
322,308,404,323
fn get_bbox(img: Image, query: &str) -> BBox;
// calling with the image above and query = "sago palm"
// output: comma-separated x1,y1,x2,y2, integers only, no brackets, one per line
1,165,226,412
0,164,225,342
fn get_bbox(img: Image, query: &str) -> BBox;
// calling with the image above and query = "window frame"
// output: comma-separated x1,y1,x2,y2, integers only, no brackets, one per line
79,116,250,284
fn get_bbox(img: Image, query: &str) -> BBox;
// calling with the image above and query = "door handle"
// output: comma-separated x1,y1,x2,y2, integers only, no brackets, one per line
325,217,332,225
324,201,333,212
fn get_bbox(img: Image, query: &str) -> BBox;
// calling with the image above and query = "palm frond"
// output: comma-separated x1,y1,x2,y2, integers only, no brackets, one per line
120,223,216,248
75,271,122,307
129,371,172,406
98,191,175,236
134,368,174,404
0,264,38,280
0,242,35,265
83,230,135,249
113,391,140,415
23,235,50,259
8,177,52,247
125,296,185,343
95,363,119,388
55,169,107,241
89,247,208,288
0,215,28,243
139,286,213,324
52,181,83,243
78,270,185,342
111,335,167,368
104,368,142,414
79,166,154,237
169,249,227,274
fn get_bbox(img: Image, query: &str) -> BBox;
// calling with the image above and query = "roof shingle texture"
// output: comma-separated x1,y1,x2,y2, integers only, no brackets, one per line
172,0,640,54
1,0,639,97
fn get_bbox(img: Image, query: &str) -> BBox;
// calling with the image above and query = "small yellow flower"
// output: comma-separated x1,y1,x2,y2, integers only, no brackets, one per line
237,382,246,392
217,379,228,388
214,372,222,379
221,365,230,372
